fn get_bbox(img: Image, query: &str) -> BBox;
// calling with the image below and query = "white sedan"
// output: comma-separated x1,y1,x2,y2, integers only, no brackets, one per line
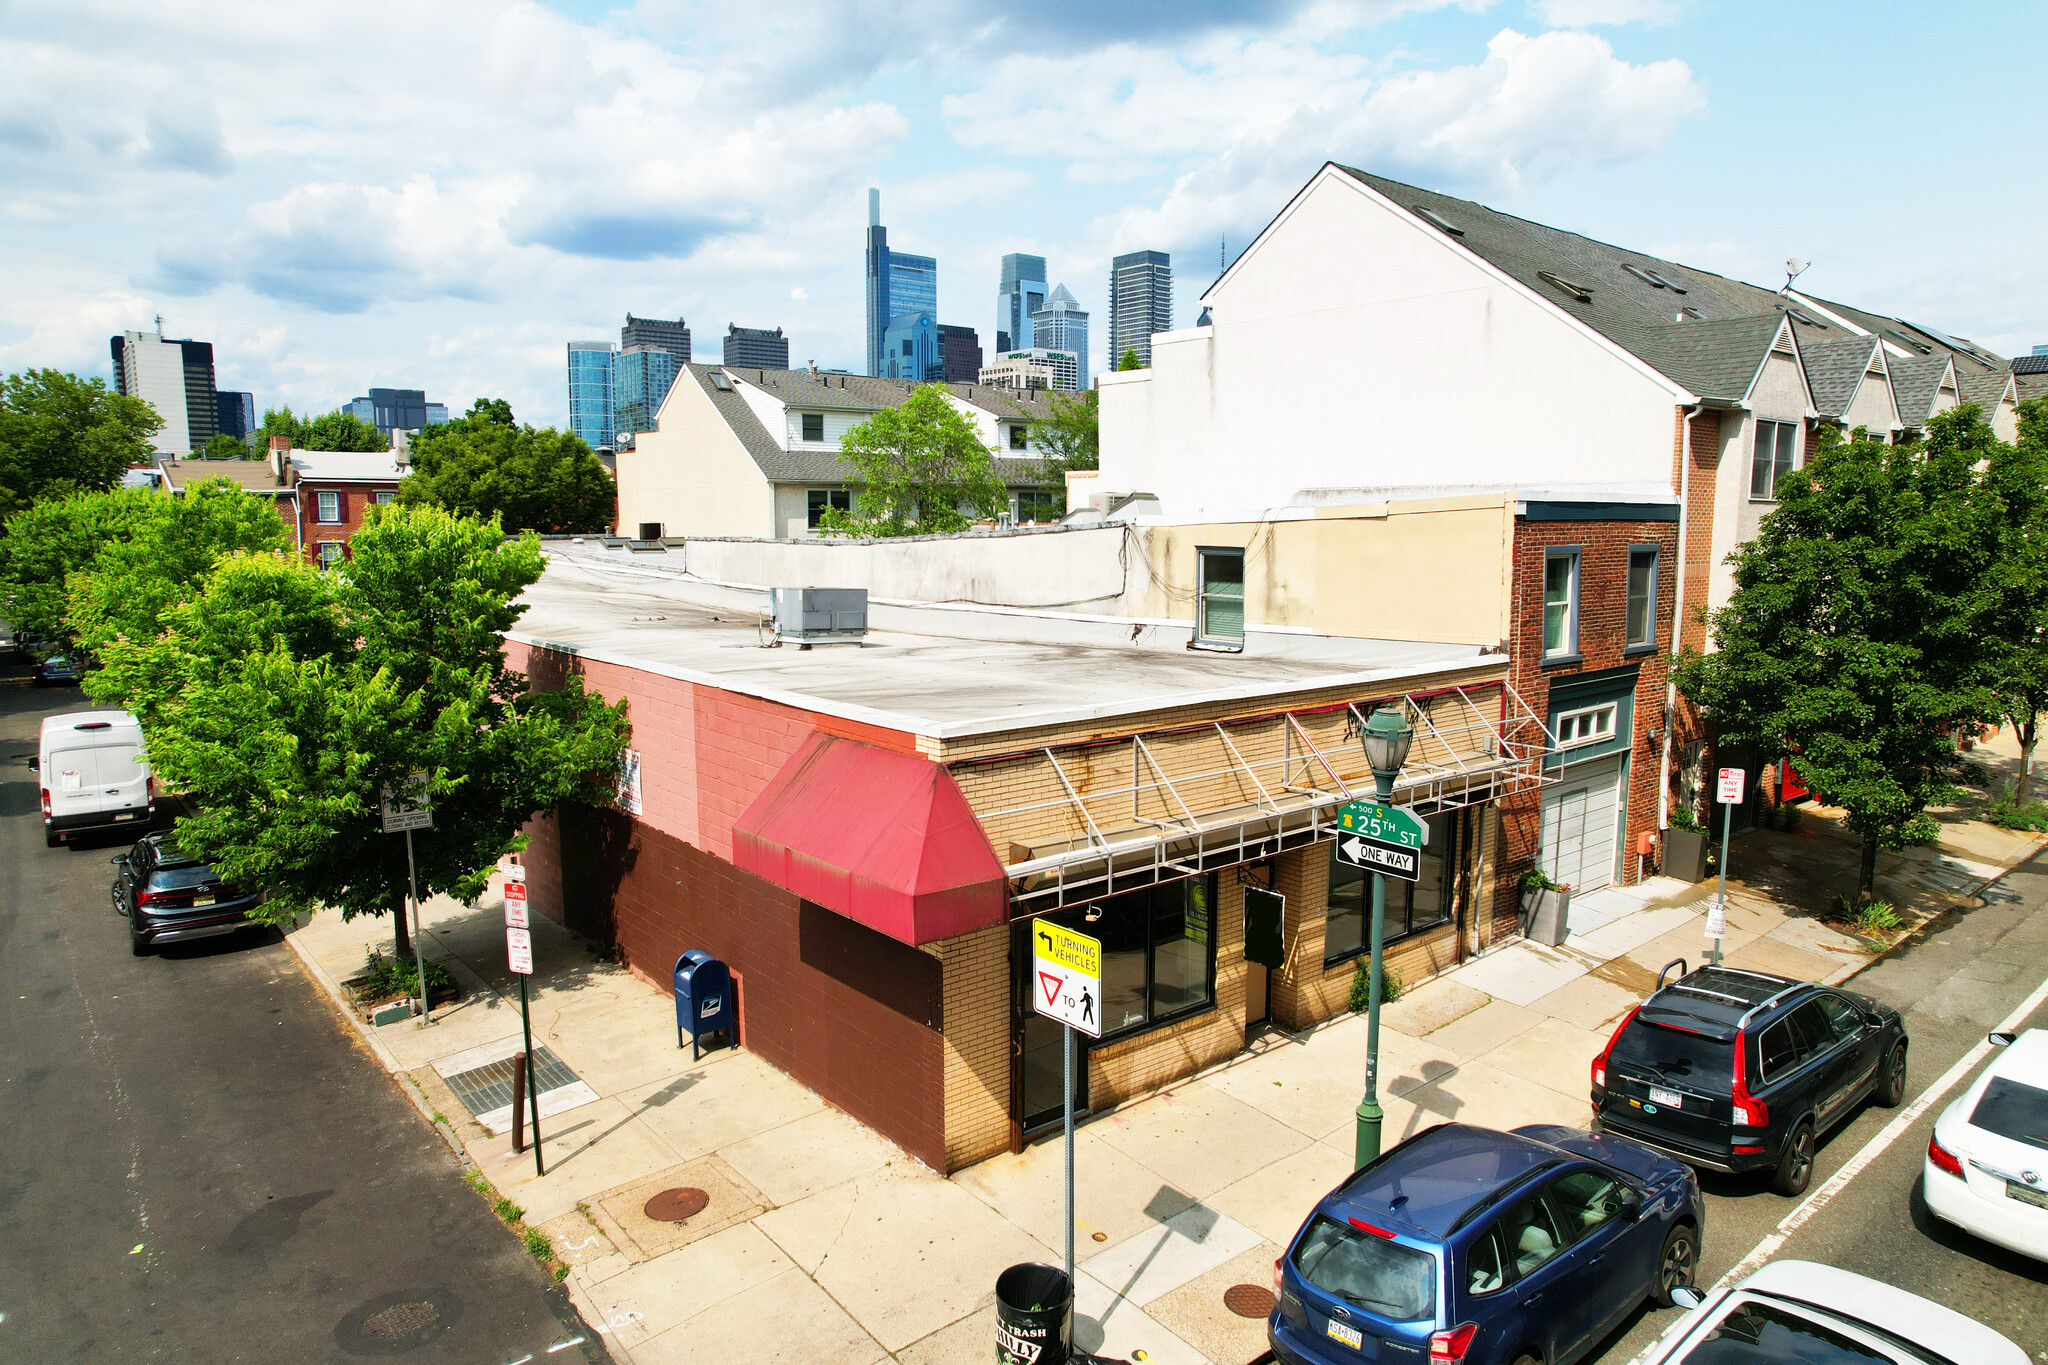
1636,1260,2027,1364
1923,1028,2048,1261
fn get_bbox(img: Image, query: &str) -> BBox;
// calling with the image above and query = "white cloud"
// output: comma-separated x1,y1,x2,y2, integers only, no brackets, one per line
1532,0,1682,26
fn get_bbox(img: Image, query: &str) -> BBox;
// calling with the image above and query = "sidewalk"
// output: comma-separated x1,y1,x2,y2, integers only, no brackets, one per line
284,743,2045,1365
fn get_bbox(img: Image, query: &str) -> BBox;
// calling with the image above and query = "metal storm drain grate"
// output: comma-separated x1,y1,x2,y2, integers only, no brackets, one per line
442,1046,579,1119
643,1187,710,1222
1223,1284,1275,1319
364,1302,439,1338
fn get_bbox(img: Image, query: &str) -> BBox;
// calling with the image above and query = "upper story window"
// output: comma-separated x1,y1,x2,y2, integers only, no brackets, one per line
806,488,851,529
1543,548,1580,659
316,490,341,524
374,490,396,506
1197,547,1245,646
1555,702,1617,749
1626,546,1659,651
1750,419,1798,500
1009,424,1029,450
801,413,825,442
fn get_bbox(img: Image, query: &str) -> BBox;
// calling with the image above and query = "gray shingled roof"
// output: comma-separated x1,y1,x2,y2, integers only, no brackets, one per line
1957,367,2016,418
1887,354,1953,428
1798,335,1882,419
678,364,1056,486
1333,166,2009,406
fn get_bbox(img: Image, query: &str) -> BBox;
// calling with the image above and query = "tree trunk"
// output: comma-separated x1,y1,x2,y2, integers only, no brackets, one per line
2019,713,2039,806
1858,834,1879,903
389,883,413,961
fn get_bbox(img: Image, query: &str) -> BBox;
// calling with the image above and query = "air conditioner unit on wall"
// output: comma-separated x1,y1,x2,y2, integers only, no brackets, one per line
770,588,867,646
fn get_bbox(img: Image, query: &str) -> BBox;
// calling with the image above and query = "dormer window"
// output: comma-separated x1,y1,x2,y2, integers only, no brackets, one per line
1009,424,1028,451
801,413,824,442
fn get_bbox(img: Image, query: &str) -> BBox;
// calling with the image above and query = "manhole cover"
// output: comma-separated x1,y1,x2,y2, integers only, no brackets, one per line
364,1302,439,1338
643,1187,710,1222
1223,1284,1275,1318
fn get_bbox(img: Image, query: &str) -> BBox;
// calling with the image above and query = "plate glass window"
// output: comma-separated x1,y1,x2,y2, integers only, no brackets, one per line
1625,547,1658,648
1197,548,1245,644
1543,549,1579,657
1325,814,1454,964
806,488,851,529
1012,489,1060,524
1047,876,1216,1038
801,412,825,442
316,490,341,523
1750,420,1798,500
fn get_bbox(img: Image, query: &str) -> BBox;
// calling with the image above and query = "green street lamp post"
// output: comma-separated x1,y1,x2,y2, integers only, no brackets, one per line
1354,706,1415,1169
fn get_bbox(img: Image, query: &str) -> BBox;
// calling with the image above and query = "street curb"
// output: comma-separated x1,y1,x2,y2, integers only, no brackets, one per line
280,919,407,1074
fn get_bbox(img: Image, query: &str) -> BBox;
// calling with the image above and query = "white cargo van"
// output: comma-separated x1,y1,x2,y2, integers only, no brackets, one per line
35,711,154,847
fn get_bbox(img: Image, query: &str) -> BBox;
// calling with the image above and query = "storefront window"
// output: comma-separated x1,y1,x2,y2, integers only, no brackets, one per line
1051,876,1215,1037
1325,814,1455,966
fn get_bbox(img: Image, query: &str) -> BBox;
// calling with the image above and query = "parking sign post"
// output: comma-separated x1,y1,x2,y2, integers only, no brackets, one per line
1714,767,1746,967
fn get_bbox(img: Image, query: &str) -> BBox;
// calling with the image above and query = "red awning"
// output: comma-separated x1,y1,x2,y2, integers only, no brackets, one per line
732,733,1007,947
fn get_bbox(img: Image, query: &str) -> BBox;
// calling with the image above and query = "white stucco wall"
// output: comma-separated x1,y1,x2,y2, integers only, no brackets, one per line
1841,360,1898,435
617,376,774,538
1707,339,1809,617
1097,168,1687,520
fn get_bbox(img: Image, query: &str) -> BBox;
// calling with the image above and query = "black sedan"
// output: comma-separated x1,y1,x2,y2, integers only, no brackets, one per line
113,832,264,956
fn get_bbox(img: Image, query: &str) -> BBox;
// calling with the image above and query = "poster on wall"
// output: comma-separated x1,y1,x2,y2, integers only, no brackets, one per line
617,748,643,815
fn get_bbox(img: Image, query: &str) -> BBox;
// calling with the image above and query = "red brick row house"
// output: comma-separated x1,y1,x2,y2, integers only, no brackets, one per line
156,436,404,565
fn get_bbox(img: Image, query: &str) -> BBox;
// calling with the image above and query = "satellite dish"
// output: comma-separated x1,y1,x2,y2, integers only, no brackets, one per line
1782,258,1810,291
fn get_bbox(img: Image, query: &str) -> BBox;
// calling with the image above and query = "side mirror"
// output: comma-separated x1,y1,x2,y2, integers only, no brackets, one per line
1669,1285,1705,1310
1620,1190,1644,1221
1989,1031,2018,1048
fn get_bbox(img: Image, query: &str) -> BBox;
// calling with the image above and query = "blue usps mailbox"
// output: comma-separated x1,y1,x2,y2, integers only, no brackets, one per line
673,950,734,1060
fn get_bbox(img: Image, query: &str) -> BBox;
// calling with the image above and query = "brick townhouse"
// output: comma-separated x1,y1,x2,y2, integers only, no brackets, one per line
155,436,404,566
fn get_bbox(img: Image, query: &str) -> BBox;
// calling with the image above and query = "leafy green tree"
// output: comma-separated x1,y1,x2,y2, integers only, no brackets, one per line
250,405,389,453
1674,414,2001,897
0,487,165,646
201,432,251,460
399,404,615,533
0,369,162,518
1982,397,2048,802
88,507,628,959
1032,387,1099,513
68,477,291,657
1117,347,1144,371
821,384,1008,537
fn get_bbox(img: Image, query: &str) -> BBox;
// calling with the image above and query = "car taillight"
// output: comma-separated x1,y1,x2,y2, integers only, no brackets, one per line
146,775,156,800
1429,1323,1479,1363
40,787,51,817
1347,1217,1394,1237
137,890,170,908
1272,1256,1285,1297
1593,1005,1641,1090
1730,1027,1769,1127
1928,1133,1964,1179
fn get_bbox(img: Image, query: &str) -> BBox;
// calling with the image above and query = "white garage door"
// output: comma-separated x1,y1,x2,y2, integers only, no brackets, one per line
1540,754,1625,893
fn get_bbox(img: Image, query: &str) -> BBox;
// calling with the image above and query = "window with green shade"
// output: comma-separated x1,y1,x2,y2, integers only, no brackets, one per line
1543,548,1579,658
1198,547,1245,644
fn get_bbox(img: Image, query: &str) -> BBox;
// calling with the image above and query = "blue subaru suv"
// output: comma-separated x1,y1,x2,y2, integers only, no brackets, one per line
1269,1123,1703,1365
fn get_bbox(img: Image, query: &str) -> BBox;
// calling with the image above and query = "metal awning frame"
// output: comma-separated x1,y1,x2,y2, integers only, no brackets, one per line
974,681,1563,914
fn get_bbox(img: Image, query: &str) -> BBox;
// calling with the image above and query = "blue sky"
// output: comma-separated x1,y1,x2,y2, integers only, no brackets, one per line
2,0,2041,431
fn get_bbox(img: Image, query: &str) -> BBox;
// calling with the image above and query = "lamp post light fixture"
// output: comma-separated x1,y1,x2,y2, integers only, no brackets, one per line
1354,706,1415,1168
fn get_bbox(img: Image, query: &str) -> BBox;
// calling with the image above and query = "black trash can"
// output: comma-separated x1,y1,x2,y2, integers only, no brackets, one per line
995,1262,1073,1365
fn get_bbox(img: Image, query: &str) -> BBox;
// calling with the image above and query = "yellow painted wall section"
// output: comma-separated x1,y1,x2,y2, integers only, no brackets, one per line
615,376,776,538
1129,495,1513,646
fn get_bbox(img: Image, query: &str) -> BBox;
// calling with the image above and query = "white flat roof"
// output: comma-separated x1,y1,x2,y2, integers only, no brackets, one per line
509,553,1499,740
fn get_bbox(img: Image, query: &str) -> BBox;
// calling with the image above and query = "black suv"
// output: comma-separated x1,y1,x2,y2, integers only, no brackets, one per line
1591,965,1908,1195
113,832,264,956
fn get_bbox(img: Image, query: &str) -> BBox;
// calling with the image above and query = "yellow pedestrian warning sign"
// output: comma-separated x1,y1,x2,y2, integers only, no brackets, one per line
1031,921,1102,1038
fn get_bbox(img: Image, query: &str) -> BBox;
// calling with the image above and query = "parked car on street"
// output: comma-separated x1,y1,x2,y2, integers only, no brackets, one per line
1635,1259,2026,1364
1923,1028,2048,1261
1268,1121,1703,1365
112,830,263,956
32,652,80,686
1591,964,1908,1195
34,710,154,847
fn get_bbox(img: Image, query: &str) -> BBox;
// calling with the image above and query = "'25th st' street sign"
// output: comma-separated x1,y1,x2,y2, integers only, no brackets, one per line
1334,800,1429,882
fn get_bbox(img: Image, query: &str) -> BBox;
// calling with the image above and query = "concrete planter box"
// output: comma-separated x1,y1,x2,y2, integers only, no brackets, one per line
1662,827,1710,883
1520,887,1571,947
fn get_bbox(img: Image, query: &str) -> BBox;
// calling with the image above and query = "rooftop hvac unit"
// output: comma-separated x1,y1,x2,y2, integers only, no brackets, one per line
771,587,867,646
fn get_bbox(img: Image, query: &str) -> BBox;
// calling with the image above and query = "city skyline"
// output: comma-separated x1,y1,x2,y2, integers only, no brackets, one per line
6,4,2043,432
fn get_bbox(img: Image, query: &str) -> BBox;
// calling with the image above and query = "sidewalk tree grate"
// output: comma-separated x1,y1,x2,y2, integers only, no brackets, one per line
442,1047,579,1120
643,1187,709,1222
1223,1285,1275,1318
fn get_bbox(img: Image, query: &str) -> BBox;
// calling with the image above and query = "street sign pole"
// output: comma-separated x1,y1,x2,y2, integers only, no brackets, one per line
1336,796,1425,1167
1713,767,1745,968
1356,865,1387,1167
520,972,543,1177
1063,1023,1075,1284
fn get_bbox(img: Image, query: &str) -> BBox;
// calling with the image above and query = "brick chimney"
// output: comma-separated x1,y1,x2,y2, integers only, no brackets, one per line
269,434,295,487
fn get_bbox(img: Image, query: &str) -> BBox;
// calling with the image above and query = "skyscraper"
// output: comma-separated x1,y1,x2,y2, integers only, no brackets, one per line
937,325,982,384
110,326,218,454
724,325,791,369
997,254,1048,357
567,341,616,450
864,189,937,377
1030,285,1090,390
1109,250,1172,369
341,388,449,439
622,314,690,360
614,348,682,436
216,390,255,441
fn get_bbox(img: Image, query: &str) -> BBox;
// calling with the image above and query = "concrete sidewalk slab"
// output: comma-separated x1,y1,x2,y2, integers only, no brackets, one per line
1090,1083,1312,1201
1377,978,1489,1037
1442,941,1586,1006
1474,1016,1609,1103
1567,902,1704,960
580,1221,792,1359
622,1050,825,1164
1726,935,1837,981
1207,1141,1355,1248
1081,1203,1265,1307
954,1125,1199,1252
1200,1031,1387,1140
1073,1270,1212,1365
1526,973,1642,1033
589,1158,769,1262
1420,999,1543,1061
1147,1241,1289,1365
719,1107,902,1206
1389,1056,1590,1136
632,1264,889,1365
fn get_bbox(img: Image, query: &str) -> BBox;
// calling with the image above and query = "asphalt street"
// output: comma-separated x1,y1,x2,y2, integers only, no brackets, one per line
1590,840,2048,1361
0,667,607,1362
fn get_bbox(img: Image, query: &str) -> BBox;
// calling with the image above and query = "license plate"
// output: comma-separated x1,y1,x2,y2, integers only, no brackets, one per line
191,896,215,907
1325,1319,1364,1350
114,812,137,821
2007,1182,2048,1209
1649,1087,1682,1108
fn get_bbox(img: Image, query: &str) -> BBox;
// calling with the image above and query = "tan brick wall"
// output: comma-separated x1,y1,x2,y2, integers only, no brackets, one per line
1085,871,1249,1111
1270,838,1461,1030
939,924,1012,1171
